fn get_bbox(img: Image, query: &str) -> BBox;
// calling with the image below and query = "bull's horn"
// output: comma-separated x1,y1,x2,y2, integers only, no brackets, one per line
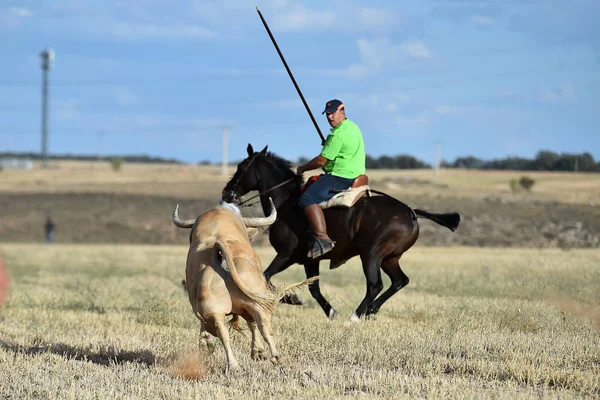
241,197,277,227
172,204,196,228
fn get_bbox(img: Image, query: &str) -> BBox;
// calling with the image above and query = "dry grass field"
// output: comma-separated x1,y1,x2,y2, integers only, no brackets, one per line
0,244,598,399
1,160,599,398
1,160,599,204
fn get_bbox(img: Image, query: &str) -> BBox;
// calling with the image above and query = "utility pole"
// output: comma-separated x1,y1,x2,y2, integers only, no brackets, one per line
40,48,54,169
221,126,229,176
435,141,441,176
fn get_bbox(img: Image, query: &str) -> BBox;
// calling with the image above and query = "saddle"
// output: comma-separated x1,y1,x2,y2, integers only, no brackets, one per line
300,174,371,210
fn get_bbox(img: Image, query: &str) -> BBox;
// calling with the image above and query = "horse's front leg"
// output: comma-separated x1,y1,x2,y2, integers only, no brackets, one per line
304,260,337,319
264,252,304,305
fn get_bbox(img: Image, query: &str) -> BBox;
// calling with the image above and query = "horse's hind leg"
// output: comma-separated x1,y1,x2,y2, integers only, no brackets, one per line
304,260,337,319
352,252,384,321
367,255,409,316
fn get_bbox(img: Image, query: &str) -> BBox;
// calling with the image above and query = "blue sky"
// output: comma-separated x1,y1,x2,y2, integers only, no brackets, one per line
1,0,599,165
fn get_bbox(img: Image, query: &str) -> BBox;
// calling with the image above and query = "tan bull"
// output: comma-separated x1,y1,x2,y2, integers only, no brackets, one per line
172,199,315,374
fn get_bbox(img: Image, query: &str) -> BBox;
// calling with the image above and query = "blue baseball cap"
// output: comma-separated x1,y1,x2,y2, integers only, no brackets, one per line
322,99,344,114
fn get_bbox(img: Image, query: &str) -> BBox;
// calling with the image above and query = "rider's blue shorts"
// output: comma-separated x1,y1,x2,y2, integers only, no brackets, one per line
298,174,354,209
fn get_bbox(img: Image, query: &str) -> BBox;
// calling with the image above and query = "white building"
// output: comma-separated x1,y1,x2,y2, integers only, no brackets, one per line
0,157,34,170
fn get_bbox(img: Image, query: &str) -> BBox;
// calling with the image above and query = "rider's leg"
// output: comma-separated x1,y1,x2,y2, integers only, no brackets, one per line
303,204,332,241
297,174,352,258
303,203,335,257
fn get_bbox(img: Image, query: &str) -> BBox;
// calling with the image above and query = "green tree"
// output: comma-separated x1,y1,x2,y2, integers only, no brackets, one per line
519,176,535,191
110,157,124,172
532,150,559,170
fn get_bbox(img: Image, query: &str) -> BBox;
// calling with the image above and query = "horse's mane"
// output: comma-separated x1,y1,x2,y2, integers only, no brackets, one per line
264,151,304,188
265,151,292,169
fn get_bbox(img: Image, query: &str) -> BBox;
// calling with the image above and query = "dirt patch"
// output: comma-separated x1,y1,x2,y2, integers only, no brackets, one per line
1,192,599,248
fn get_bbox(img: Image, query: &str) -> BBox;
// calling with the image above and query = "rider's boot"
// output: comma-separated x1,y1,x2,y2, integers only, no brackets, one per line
304,204,335,258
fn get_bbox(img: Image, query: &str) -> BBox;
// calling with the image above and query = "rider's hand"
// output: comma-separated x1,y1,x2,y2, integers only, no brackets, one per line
296,166,304,176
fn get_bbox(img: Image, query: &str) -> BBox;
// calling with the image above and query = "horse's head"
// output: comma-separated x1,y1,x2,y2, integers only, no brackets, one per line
221,143,268,204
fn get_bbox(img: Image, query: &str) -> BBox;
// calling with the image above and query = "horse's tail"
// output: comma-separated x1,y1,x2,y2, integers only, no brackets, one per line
413,209,460,232
368,189,460,232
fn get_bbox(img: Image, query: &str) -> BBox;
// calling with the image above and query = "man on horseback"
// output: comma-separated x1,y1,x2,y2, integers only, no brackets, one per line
295,99,366,259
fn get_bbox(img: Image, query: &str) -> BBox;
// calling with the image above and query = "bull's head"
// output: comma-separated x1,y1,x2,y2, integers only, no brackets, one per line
172,198,277,229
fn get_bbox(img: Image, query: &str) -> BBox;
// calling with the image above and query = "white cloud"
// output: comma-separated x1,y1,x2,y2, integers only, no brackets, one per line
271,5,336,33
114,87,139,107
270,4,403,34
253,92,412,116
393,93,411,103
107,21,217,41
337,37,434,78
247,98,311,111
69,112,228,133
435,105,468,115
5,2,402,41
366,93,411,114
10,7,33,17
355,7,405,29
0,7,33,29
332,92,411,110
277,37,430,79
357,37,434,64
470,15,494,26
401,39,434,58
54,99,80,121
4,2,218,41
385,103,399,113
396,113,428,126
393,103,476,126
188,1,405,35
540,83,577,103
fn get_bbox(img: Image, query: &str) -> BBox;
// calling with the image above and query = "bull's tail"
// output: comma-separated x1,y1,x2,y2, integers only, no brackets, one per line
413,209,460,232
271,276,319,304
214,239,279,313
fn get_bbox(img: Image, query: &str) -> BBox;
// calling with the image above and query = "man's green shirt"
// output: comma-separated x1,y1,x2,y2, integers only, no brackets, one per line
320,119,366,179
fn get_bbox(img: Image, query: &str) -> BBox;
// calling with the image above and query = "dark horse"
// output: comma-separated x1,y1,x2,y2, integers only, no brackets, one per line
222,144,460,320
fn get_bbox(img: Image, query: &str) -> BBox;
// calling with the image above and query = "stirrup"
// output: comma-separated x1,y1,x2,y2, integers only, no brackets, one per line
307,237,335,259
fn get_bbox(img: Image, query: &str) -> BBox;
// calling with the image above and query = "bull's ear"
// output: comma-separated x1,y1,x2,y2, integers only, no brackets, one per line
247,143,254,157
246,227,259,241
260,145,268,155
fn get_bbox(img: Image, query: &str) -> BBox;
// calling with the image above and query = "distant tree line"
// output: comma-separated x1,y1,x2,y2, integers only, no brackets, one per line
302,150,599,171
297,154,432,169
3,149,599,172
0,152,181,164
441,150,600,172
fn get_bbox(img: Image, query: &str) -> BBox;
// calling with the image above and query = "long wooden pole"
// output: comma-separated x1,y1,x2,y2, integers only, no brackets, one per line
256,7,326,145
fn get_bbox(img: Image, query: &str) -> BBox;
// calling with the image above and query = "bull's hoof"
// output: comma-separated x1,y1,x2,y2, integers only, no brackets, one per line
225,361,239,375
200,340,216,354
270,356,281,366
280,293,304,305
199,333,216,354
251,349,269,361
